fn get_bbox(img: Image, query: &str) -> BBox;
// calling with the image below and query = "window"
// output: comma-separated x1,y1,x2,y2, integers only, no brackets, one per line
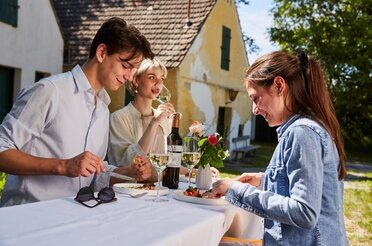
220,26,231,71
238,124,244,137
0,0,18,27
0,66,14,122
35,71,50,83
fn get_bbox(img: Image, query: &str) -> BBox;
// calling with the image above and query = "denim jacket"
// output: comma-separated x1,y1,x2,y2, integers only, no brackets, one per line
226,115,348,245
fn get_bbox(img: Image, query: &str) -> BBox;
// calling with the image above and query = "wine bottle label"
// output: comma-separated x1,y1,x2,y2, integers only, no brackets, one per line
167,145,182,167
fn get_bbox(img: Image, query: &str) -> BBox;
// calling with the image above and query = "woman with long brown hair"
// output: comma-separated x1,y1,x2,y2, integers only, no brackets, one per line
211,51,348,245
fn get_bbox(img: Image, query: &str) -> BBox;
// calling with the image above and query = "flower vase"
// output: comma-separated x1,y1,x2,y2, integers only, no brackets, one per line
196,164,212,190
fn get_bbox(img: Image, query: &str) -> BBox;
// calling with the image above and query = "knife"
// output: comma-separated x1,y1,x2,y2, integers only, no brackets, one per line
109,172,136,182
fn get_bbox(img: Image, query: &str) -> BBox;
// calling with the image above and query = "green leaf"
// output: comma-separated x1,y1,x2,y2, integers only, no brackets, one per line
269,0,372,150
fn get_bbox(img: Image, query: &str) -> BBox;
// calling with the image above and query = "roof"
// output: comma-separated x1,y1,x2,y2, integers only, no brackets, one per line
52,0,217,68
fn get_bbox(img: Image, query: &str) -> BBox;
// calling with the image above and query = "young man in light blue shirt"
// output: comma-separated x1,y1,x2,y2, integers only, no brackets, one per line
0,17,154,207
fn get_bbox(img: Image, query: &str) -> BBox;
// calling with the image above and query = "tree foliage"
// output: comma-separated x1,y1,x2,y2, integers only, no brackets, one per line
269,0,372,150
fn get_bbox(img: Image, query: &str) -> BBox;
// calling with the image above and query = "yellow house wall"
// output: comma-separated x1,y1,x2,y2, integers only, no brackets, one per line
107,87,125,113
177,0,252,142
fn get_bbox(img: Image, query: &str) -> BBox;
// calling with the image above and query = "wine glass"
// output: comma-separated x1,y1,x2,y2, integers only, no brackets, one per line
156,85,171,104
155,85,182,119
181,137,201,188
147,134,171,202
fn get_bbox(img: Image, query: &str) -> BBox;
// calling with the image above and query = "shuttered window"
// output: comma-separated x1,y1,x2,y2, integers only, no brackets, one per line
0,0,18,27
220,26,231,71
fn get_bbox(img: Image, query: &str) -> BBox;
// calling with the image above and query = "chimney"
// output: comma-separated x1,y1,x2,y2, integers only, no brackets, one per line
184,0,193,28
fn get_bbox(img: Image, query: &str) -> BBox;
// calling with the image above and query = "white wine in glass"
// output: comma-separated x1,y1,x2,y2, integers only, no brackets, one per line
148,154,170,173
155,85,182,120
181,137,200,188
156,85,171,104
148,134,170,202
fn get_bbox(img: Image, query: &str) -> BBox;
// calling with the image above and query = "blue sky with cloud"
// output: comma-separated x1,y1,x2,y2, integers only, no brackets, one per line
237,0,279,63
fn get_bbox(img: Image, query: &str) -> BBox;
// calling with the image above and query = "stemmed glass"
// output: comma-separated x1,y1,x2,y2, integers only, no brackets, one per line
155,85,182,119
156,85,171,104
181,137,201,188
148,134,171,202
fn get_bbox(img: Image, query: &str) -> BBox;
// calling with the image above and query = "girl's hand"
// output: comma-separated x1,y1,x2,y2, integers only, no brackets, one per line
210,178,233,198
234,172,263,187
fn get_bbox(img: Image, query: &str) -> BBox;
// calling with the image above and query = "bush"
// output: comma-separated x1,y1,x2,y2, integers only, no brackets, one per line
0,172,7,195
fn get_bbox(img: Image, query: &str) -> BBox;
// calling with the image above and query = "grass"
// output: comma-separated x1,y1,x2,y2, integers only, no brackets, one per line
343,170,372,245
219,141,276,178
0,172,6,195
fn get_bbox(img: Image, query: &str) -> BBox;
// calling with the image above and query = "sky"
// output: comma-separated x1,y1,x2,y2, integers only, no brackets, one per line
237,0,279,63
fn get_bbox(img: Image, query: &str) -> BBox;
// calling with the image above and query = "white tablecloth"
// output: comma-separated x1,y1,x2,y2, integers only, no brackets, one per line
0,183,263,246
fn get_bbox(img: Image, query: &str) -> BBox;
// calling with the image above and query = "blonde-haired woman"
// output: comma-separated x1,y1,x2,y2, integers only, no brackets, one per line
108,58,219,182
108,58,175,181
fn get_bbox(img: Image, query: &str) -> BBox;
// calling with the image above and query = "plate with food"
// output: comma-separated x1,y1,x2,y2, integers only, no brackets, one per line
113,183,169,196
172,187,228,205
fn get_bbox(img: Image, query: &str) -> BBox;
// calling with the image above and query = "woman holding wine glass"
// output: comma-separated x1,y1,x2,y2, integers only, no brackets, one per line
108,58,174,181
108,58,219,182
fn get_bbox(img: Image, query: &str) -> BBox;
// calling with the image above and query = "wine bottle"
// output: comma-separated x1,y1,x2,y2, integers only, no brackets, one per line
163,113,182,189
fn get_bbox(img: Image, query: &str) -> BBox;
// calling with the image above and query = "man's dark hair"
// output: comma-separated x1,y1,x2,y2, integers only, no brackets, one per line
89,17,153,60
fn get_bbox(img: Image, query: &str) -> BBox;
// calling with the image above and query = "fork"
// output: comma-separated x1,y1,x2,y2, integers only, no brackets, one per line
119,192,148,198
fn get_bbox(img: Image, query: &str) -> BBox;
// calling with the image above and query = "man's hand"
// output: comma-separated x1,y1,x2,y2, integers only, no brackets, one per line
63,151,105,177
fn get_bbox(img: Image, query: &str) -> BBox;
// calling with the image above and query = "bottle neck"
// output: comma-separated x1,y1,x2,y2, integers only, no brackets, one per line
171,127,179,134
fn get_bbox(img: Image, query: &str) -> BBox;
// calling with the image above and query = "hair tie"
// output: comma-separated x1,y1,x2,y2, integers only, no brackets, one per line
297,50,309,68
296,50,309,91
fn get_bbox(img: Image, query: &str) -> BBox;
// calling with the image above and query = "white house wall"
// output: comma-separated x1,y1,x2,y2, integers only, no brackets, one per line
0,0,63,99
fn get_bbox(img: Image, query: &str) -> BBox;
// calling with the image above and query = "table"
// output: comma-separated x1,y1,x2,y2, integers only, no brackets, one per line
0,183,263,246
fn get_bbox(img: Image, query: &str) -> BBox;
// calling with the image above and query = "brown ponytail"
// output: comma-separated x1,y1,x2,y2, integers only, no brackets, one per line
245,51,346,180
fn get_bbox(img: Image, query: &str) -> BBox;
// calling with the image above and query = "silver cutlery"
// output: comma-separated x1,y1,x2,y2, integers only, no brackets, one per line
119,192,148,198
109,172,136,182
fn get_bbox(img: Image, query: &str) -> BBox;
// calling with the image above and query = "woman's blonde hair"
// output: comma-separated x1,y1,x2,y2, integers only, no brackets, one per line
127,57,167,95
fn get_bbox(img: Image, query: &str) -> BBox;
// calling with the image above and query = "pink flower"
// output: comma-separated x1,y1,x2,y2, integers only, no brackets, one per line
189,120,205,137
208,134,218,146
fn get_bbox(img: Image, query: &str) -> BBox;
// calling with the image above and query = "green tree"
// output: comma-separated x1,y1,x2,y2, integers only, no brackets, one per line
269,0,372,150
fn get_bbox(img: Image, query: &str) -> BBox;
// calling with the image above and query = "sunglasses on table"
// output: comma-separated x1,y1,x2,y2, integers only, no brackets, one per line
74,187,117,208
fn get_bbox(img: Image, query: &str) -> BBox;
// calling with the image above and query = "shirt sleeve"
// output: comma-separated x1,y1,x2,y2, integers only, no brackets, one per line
226,126,323,229
108,112,146,167
0,81,58,153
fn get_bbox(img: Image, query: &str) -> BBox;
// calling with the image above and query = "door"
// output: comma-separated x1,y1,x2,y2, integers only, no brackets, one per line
217,106,232,148
254,115,277,142
0,66,14,122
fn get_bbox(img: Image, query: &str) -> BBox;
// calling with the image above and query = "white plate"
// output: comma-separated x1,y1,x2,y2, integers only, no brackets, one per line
113,183,169,196
172,190,228,205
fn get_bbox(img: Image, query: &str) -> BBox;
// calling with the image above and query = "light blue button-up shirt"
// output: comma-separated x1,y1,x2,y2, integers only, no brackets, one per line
0,65,116,207
226,115,348,245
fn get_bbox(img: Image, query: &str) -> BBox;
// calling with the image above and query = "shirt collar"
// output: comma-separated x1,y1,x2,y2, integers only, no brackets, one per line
276,114,302,139
71,65,111,106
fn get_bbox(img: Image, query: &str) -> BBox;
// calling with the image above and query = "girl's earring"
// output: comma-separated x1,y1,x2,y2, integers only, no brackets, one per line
134,87,138,94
